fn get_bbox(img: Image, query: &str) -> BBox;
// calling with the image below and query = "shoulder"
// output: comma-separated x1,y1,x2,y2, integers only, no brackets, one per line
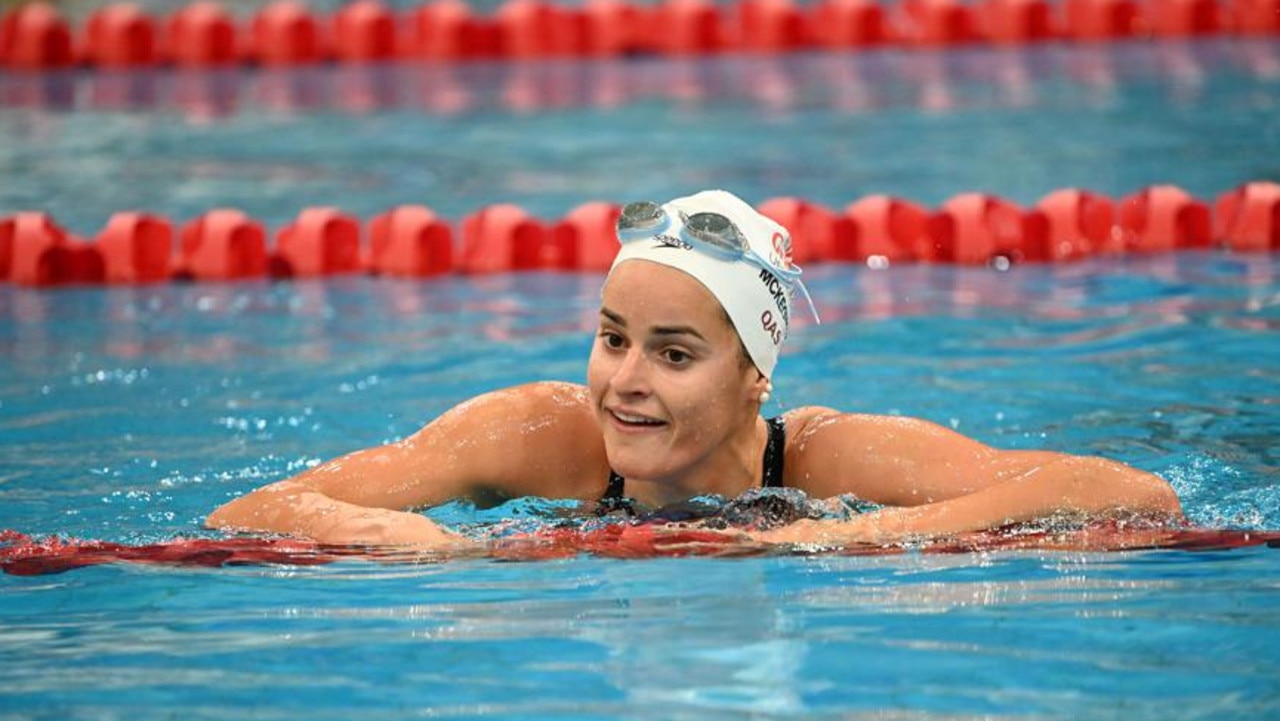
414,381,608,500
452,380,594,418
780,406,960,443
778,406,994,499
430,381,596,433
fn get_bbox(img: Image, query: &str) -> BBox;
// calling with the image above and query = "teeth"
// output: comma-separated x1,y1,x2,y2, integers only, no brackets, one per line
615,411,660,425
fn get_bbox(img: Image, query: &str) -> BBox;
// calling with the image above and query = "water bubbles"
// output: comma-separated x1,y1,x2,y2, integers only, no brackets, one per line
339,374,381,394
72,367,151,387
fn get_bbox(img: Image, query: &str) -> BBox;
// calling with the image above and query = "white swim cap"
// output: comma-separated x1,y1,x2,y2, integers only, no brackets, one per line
607,189,812,378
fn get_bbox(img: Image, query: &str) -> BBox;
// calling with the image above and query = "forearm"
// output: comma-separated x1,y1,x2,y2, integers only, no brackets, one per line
206,481,461,546
876,455,1183,538
758,455,1182,546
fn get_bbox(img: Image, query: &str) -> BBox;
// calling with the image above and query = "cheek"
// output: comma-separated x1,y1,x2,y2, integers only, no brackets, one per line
585,347,605,396
585,344,620,407
668,366,745,423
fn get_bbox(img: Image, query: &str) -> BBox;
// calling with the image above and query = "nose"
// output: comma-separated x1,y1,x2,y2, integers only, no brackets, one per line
609,346,650,397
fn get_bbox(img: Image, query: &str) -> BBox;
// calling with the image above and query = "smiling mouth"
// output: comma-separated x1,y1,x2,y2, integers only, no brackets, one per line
609,409,667,429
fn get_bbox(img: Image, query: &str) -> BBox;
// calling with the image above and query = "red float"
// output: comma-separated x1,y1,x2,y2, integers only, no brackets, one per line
734,0,809,52
250,1,325,66
84,4,158,68
1140,0,1221,36
1118,185,1212,253
654,0,725,55
177,209,268,280
806,0,891,48
96,212,173,283
0,2,74,70
581,0,646,56
901,0,980,45
552,202,621,272
331,0,397,62
409,0,500,60
1215,181,1280,252
272,207,363,278
844,195,934,263
1063,0,1140,38
460,204,559,273
759,198,856,264
1228,0,1280,33
368,205,454,277
495,0,586,58
973,0,1056,43
931,193,1048,264
1035,188,1117,260
165,2,238,66
0,213,104,286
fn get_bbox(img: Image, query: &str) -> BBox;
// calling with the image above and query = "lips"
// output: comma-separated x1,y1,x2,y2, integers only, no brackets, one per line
608,408,667,431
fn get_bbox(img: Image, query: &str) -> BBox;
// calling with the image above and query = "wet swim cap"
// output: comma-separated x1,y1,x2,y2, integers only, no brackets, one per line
608,189,803,378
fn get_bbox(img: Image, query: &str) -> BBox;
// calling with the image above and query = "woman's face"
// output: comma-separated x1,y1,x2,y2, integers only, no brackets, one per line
588,260,761,485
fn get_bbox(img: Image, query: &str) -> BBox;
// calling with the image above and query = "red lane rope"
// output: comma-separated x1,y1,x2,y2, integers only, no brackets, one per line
1,182,1277,286
3,526,1278,574
2,0,1278,72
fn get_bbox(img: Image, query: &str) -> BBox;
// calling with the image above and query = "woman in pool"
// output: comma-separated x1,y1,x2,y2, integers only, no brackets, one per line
207,190,1183,549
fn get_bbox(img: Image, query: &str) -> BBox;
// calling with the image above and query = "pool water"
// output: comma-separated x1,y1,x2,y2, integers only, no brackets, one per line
3,30,1280,721
3,252,1280,719
3,39,1280,229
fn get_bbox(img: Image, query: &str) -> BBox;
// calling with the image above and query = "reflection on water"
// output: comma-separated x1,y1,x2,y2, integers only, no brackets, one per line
4,40,1277,118
3,39,1278,231
2,548,1277,720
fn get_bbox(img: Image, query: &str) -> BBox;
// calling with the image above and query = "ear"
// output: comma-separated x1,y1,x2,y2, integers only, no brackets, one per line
751,373,773,405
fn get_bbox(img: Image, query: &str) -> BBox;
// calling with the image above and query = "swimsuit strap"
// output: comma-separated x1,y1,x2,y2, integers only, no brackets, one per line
598,416,787,515
762,415,786,489
598,470,634,515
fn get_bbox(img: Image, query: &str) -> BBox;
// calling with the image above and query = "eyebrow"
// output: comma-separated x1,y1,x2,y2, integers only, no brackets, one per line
599,307,708,342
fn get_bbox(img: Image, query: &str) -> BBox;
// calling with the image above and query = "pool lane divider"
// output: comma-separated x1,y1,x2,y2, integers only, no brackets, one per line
3,526,1280,574
3,0,1279,71
1,182,1277,286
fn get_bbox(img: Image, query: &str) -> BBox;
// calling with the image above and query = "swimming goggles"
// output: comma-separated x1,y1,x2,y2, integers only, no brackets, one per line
616,200,820,322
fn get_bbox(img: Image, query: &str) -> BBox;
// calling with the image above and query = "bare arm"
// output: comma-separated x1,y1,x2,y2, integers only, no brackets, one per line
767,409,1183,544
205,382,605,546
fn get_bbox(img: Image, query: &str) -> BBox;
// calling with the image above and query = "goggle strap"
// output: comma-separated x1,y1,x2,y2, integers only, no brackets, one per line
793,277,821,325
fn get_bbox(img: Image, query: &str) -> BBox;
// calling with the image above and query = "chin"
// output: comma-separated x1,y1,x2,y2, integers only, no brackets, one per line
602,439,675,481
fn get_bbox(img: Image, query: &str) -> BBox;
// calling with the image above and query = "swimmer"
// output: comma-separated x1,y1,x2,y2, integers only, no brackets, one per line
206,190,1183,549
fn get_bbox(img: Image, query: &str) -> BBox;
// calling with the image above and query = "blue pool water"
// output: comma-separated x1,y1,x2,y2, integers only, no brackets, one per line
3,254,1280,719
3,33,1280,721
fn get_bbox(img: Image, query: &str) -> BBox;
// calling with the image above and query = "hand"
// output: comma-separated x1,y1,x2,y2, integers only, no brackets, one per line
318,508,475,552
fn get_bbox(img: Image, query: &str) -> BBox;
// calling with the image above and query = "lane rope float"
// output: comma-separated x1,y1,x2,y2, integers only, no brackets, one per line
1,182,1277,286
3,0,1279,71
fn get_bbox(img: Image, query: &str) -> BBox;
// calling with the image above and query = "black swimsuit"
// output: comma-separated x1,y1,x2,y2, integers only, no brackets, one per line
597,416,787,516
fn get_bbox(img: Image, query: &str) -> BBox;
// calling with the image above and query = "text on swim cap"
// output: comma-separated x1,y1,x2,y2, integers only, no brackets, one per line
758,268,790,327
652,233,692,251
761,309,783,346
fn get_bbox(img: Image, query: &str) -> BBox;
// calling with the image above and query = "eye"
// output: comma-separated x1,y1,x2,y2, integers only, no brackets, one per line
661,348,692,366
599,330,625,350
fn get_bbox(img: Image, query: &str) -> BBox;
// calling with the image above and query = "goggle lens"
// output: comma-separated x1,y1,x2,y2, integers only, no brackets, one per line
618,201,665,232
683,212,746,254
